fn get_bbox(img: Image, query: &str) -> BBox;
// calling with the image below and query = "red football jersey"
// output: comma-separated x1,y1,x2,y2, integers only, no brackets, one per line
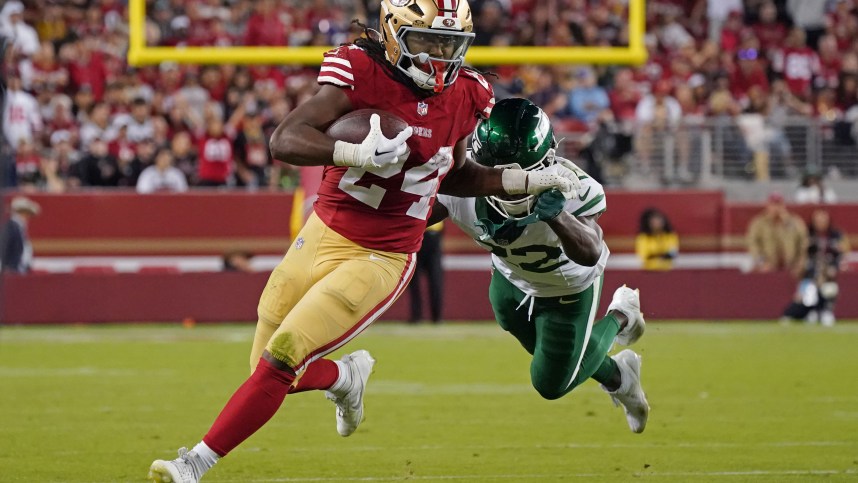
771,47,820,98
197,134,234,184
314,45,495,253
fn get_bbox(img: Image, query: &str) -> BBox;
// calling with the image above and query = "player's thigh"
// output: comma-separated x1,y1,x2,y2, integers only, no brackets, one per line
251,215,330,371
489,269,535,353
533,283,599,363
256,215,328,326
530,282,600,397
266,254,414,371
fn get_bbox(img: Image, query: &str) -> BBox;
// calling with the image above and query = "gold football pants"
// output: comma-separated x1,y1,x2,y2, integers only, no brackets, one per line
251,212,415,373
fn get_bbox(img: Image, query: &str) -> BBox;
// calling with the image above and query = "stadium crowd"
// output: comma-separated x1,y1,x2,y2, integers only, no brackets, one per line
2,0,858,192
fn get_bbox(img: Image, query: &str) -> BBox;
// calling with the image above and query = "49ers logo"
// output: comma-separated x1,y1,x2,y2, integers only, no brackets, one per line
442,18,455,27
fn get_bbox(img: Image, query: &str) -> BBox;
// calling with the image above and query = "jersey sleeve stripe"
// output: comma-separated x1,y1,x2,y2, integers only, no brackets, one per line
322,56,352,68
572,193,606,216
482,97,495,116
320,65,355,81
317,75,354,88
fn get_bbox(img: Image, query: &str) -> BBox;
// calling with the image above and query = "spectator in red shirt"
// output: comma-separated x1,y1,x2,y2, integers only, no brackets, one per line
107,123,137,166
77,6,106,37
45,97,79,148
25,41,68,94
66,38,108,101
752,1,787,55
194,104,244,187
826,0,858,50
771,28,820,100
609,68,642,129
815,35,842,91
730,47,770,102
720,11,746,53
243,0,286,47
200,66,227,102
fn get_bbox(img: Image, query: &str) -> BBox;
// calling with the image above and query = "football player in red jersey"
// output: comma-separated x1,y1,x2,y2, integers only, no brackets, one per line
148,1,581,481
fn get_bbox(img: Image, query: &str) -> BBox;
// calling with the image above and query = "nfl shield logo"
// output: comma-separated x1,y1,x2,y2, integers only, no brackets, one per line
417,101,428,116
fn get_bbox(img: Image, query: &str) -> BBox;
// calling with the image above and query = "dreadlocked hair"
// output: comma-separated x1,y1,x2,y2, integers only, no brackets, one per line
350,19,434,99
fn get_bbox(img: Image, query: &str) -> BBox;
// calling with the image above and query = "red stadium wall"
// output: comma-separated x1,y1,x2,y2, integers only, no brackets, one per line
3,191,858,323
12,191,858,257
4,269,858,324
17,192,294,256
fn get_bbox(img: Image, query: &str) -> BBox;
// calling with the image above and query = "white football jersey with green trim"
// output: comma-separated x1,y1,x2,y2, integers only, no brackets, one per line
437,159,608,297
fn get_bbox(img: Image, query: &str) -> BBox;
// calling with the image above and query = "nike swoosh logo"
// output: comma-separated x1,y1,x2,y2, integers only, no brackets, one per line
374,149,384,156
577,187,591,201
369,254,385,262
558,298,579,304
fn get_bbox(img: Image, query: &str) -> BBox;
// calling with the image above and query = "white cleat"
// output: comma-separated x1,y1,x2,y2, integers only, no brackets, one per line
608,285,645,346
603,349,650,434
325,349,376,437
148,447,206,483
820,310,836,327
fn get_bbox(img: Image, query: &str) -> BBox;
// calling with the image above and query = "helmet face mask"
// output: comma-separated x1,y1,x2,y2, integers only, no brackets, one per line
483,151,557,219
380,0,474,92
471,98,558,220
398,27,473,90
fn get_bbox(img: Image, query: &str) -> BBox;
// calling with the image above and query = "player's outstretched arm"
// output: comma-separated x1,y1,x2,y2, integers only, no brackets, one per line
547,212,603,267
439,145,504,196
532,189,602,266
269,85,352,166
439,140,579,197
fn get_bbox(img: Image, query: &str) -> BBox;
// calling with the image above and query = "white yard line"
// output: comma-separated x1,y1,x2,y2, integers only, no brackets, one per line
233,440,856,455
225,469,858,482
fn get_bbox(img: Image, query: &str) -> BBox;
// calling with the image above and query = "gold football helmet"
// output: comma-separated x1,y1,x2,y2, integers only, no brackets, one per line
379,0,474,93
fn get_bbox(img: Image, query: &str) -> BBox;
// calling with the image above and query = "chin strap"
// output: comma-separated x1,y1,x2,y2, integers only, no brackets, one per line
432,61,445,93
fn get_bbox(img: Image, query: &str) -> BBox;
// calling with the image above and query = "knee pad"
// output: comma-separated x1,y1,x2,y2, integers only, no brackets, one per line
267,330,304,368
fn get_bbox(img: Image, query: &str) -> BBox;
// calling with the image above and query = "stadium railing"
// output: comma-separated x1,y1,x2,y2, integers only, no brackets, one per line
555,116,858,186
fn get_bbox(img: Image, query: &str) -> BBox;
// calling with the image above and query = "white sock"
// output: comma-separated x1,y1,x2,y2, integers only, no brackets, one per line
192,441,219,471
328,360,351,395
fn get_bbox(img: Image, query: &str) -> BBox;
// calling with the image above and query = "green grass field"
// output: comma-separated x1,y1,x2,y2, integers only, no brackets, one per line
1,322,857,482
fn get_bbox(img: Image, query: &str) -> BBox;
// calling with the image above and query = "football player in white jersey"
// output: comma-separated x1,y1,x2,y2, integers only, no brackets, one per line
432,98,650,433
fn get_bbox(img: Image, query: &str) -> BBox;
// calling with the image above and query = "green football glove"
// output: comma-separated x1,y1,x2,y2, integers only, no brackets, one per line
493,189,567,230
533,189,567,221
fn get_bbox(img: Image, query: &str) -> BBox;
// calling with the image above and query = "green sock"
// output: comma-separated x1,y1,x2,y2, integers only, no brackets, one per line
591,357,620,388
589,314,621,388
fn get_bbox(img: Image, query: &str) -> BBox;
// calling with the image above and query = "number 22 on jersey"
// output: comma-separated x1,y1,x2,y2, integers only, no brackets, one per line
337,146,453,220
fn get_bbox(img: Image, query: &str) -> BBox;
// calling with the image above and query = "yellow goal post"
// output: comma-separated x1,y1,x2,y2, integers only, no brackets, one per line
127,0,647,66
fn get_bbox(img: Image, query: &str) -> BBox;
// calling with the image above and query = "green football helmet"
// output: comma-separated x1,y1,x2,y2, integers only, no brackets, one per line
471,97,557,219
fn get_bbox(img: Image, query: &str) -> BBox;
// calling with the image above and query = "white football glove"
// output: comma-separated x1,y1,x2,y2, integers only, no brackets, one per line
501,157,582,198
332,113,413,169
554,157,585,200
